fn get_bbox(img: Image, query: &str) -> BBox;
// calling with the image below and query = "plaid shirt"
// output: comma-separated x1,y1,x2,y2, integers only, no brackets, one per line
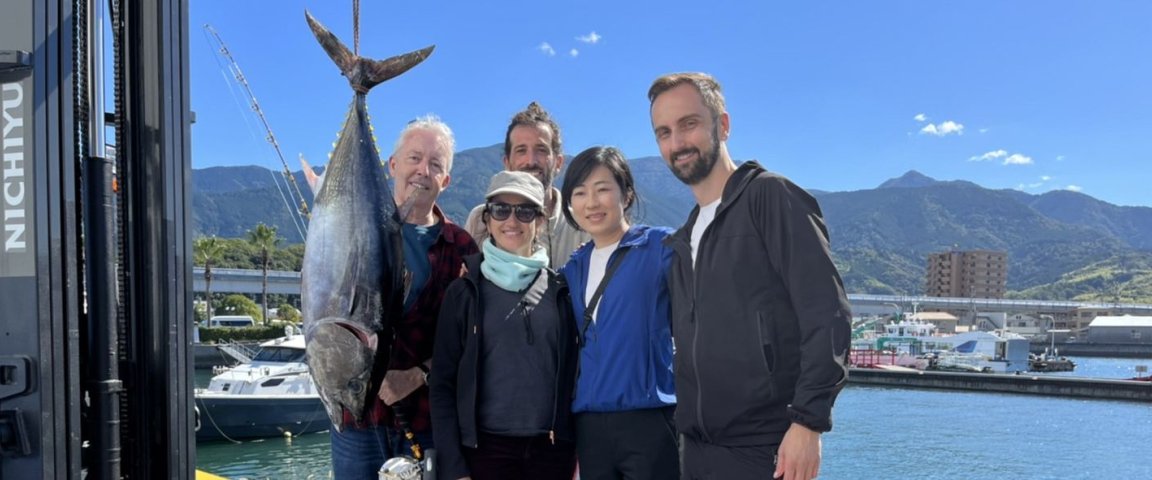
343,206,478,431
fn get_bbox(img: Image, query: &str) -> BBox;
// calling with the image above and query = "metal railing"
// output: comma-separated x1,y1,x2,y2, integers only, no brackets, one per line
215,340,257,364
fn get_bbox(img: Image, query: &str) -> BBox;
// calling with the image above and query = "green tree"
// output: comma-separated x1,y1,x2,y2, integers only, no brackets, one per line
277,303,302,324
194,236,226,319
193,302,207,324
246,223,282,325
215,294,263,322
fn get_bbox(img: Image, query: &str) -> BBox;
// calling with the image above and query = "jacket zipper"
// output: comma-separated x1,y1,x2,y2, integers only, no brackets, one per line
670,233,711,444
465,277,481,448
549,285,568,445
682,215,718,444
690,270,709,443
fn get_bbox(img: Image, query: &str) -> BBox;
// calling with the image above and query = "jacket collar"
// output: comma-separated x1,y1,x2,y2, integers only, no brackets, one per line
717,160,765,215
668,161,765,245
429,204,466,245
461,252,485,286
573,224,654,260
460,250,566,297
589,224,653,249
619,224,655,249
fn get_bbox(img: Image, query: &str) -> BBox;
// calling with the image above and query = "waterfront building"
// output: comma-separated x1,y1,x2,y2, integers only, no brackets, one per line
925,249,1008,299
1087,315,1152,344
909,311,959,334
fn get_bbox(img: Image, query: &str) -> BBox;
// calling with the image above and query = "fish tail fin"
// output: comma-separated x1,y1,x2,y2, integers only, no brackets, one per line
305,10,435,94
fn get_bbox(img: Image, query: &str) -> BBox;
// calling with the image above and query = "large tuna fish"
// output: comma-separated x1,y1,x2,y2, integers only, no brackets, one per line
300,10,433,429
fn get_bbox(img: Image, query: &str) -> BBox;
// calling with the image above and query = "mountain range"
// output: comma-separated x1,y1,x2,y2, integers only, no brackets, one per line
192,145,1152,301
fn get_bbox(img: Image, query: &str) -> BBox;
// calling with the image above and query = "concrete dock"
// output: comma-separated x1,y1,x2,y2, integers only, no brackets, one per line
848,367,1152,402
1028,342,1152,359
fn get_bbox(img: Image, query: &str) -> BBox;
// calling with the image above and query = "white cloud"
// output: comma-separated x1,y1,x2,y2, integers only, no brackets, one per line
969,150,1034,166
538,42,556,56
979,128,989,134
1019,175,1052,190
1056,155,1066,161
914,113,927,122
1003,154,1033,165
1066,185,1083,192
576,31,602,44
969,150,1008,162
569,48,579,57
919,120,964,136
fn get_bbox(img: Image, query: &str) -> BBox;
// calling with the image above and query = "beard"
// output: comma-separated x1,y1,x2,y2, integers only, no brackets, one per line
519,167,548,185
667,126,721,186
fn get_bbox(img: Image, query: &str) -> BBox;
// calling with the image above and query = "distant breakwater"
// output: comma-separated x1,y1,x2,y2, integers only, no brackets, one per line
1029,342,1152,359
847,367,1152,402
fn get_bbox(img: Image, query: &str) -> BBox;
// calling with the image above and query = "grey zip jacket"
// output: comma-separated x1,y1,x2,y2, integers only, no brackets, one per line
663,161,851,446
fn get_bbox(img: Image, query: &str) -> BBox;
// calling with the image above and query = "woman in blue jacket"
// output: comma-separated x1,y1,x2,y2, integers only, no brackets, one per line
559,146,678,480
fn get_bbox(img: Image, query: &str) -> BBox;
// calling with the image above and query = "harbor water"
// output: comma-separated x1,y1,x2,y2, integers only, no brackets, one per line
196,357,1152,479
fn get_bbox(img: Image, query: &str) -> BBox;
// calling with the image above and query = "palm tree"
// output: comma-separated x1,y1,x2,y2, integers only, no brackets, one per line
246,223,281,324
193,236,226,321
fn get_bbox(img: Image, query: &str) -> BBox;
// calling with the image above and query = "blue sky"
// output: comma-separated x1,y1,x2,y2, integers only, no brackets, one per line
188,1,1152,207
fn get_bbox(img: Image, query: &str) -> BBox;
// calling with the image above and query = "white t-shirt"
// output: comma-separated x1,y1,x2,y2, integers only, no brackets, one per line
691,199,721,268
585,241,619,323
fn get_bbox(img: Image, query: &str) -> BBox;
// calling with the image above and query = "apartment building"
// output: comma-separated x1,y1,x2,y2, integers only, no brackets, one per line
925,250,1008,299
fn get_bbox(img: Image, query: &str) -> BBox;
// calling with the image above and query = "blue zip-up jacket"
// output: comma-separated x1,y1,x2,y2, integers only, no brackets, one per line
560,224,677,413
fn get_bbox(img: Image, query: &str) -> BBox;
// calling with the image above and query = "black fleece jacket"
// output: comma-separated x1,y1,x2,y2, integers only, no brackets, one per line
429,253,578,480
663,161,852,447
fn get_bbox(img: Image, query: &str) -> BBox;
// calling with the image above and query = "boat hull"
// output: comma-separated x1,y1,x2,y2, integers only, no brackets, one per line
195,393,329,442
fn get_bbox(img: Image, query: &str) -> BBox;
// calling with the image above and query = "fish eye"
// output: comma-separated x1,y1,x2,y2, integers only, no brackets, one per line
348,379,364,394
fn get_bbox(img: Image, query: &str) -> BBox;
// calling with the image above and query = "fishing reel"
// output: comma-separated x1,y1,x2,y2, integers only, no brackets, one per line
378,449,436,480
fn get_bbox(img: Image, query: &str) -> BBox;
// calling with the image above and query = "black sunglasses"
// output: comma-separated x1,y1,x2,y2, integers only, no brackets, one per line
486,202,542,223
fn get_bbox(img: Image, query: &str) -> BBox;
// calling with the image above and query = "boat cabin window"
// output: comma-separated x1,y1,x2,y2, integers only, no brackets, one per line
260,378,285,388
252,346,306,363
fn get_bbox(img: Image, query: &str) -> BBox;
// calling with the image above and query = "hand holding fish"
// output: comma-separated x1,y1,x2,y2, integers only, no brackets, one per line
377,366,425,405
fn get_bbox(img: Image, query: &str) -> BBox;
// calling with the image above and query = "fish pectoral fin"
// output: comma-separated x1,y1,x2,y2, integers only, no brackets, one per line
363,46,435,87
300,153,323,195
401,268,413,309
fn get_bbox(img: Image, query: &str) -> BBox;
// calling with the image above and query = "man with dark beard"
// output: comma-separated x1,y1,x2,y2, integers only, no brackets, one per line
464,102,590,268
648,72,852,480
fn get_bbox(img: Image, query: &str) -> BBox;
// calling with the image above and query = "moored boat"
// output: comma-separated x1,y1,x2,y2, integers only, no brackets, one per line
851,320,1031,373
194,333,329,442
1028,352,1077,372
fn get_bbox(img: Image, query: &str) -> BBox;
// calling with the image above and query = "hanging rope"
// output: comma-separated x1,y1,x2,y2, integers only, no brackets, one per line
353,0,360,55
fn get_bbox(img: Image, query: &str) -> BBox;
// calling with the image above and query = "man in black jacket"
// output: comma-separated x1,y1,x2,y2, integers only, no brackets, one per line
648,72,852,480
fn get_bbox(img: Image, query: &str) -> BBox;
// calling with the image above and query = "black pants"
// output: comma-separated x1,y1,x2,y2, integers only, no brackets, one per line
679,434,778,480
575,406,680,480
462,431,576,480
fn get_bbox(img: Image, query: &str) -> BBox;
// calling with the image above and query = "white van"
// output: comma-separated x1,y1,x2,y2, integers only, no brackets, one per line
206,315,255,328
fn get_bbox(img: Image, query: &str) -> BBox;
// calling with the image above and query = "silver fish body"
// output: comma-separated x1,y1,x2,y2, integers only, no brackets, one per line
300,10,433,429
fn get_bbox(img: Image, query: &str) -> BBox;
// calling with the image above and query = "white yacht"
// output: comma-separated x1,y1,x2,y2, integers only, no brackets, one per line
194,333,329,442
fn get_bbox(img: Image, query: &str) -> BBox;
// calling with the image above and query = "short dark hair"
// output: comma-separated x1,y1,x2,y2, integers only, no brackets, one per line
647,72,726,120
503,101,563,158
561,146,639,230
